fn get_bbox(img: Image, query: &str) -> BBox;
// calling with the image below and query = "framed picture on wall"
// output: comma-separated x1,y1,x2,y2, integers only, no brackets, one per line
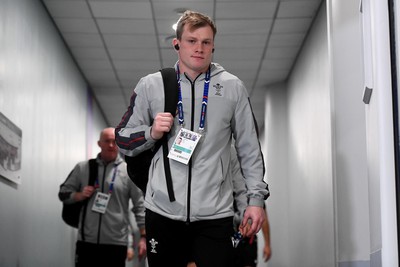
0,112,22,184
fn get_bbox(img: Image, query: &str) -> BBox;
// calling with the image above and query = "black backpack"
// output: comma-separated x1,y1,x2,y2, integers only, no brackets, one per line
124,68,178,202
61,159,97,229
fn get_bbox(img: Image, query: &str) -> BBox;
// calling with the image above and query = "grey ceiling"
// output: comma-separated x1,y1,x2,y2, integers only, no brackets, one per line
42,0,322,131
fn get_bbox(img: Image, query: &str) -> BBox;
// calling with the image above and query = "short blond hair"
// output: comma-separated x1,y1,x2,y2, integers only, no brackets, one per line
175,10,217,40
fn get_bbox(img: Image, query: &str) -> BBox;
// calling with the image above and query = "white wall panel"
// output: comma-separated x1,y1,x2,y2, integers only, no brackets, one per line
0,0,106,266
286,5,335,265
260,82,290,267
364,0,399,265
328,0,371,265
262,3,335,266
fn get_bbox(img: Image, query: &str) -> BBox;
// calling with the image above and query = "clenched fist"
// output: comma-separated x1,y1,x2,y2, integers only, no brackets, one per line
151,112,174,140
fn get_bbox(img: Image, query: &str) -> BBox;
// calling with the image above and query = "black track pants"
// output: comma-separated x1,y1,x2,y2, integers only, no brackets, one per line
75,241,126,267
145,209,235,267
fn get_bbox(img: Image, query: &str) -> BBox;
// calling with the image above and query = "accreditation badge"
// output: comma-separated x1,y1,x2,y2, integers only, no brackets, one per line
92,192,110,214
168,128,201,165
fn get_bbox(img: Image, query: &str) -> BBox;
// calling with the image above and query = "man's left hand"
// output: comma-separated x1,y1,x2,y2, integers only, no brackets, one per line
138,237,147,261
240,206,266,237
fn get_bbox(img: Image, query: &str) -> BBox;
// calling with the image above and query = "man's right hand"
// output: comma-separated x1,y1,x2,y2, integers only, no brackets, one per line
74,186,95,201
151,112,174,140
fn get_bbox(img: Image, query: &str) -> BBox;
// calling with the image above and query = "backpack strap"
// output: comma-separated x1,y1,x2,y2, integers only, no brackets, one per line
161,68,179,114
160,68,179,202
80,158,98,240
88,159,98,186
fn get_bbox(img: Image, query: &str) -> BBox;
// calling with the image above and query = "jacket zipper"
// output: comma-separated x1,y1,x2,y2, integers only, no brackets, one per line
96,165,106,244
186,74,201,224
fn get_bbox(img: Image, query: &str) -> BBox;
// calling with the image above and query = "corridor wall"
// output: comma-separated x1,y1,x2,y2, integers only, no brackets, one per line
0,0,106,266
262,3,336,266
361,0,399,265
261,82,289,267
328,0,371,266
262,0,398,266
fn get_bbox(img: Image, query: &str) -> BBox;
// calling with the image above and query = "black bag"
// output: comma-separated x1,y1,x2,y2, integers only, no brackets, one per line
125,68,178,202
61,159,97,228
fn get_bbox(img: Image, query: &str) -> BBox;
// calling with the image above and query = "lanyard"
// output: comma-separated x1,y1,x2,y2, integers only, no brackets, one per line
94,163,119,194
176,64,211,132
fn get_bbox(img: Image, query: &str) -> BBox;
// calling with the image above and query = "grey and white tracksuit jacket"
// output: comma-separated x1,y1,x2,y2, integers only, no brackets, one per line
59,154,145,246
115,62,270,223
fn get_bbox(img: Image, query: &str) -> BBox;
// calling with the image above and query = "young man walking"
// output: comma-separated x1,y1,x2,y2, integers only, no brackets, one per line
115,11,269,267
